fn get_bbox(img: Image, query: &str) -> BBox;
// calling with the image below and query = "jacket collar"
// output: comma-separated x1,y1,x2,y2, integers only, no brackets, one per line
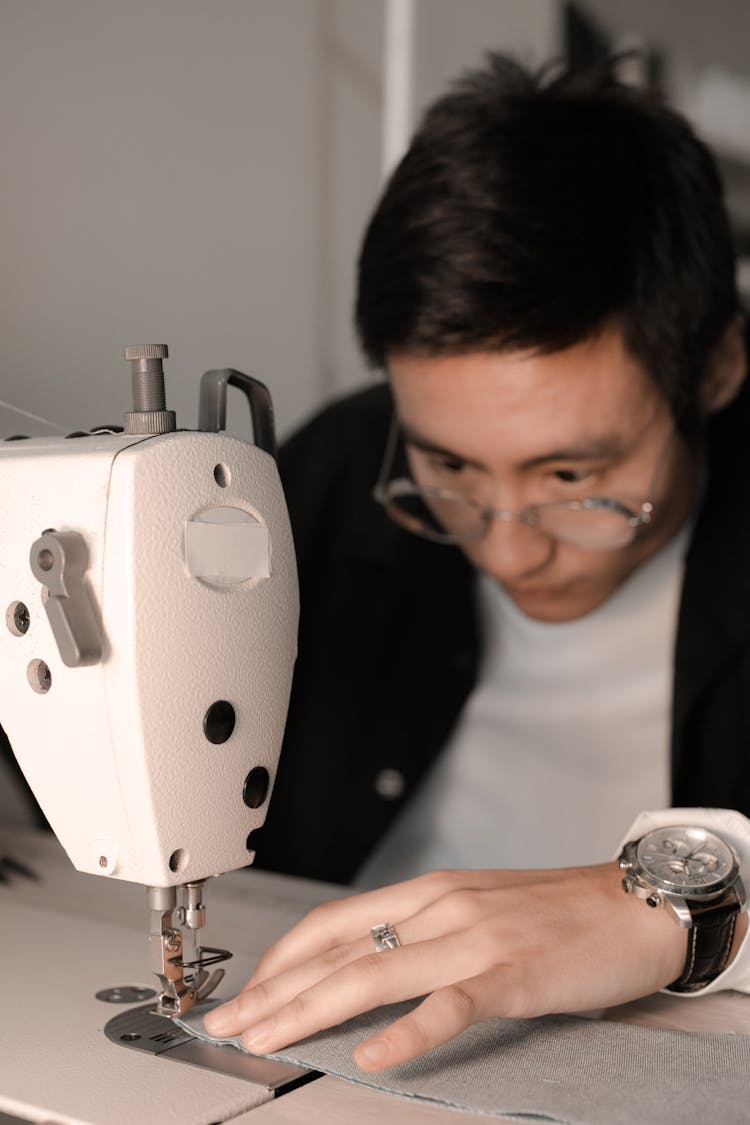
673,373,750,730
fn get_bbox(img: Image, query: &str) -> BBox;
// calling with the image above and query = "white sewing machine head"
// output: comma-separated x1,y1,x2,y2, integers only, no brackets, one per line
0,346,298,1015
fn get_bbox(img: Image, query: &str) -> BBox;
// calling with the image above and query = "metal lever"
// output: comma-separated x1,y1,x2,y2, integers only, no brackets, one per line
30,530,102,667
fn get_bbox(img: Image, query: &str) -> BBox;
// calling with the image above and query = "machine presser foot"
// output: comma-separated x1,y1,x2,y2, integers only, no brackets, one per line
148,881,233,1017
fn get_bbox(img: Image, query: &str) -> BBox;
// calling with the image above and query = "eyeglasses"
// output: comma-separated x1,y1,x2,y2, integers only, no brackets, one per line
373,415,671,551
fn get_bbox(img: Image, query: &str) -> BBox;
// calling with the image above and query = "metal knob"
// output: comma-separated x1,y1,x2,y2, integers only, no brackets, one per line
124,344,169,361
123,344,176,434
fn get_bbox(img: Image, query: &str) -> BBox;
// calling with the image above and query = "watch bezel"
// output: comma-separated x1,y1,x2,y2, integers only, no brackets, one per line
625,826,740,900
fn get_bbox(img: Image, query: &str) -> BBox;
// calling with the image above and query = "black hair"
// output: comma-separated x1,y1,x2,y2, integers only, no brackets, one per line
355,54,740,419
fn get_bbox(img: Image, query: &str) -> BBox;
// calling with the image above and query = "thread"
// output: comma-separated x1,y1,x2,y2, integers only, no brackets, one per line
0,397,66,433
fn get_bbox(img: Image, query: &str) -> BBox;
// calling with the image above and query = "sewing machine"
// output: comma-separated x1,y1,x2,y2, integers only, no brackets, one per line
0,345,298,1020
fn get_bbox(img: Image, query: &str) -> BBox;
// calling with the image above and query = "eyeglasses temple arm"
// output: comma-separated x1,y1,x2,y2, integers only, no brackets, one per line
373,410,402,503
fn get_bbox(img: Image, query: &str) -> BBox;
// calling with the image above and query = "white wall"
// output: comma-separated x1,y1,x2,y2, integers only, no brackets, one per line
0,0,329,439
0,0,563,443
3,1,749,445
318,0,386,413
413,0,557,114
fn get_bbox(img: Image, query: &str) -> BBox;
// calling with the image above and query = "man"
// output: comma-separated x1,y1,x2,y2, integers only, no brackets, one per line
204,55,750,1067
254,54,749,882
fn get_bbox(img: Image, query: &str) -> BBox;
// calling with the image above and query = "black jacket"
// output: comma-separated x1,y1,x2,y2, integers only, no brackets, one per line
253,378,750,884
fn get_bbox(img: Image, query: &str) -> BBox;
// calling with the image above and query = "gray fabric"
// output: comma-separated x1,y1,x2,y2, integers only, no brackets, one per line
177,998,750,1123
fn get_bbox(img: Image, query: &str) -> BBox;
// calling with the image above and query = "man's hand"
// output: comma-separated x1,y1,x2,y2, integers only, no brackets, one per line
202,863,686,1070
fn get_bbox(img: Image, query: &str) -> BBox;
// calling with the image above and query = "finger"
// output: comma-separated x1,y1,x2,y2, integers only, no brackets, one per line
208,896,478,1039
234,931,492,1055
207,911,430,1038
354,972,496,1071
248,872,457,985
204,933,375,1036
249,868,524,987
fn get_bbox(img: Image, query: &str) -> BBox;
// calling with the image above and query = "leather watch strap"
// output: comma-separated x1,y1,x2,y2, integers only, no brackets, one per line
666,889,742,993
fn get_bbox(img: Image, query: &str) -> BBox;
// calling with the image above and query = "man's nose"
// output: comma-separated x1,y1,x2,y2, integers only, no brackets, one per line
468,513,555,583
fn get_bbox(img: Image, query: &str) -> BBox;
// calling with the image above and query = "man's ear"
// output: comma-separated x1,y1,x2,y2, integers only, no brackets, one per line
699,313,747,416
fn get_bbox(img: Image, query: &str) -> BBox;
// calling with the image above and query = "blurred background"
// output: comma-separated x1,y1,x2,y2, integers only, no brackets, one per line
1,0,749,442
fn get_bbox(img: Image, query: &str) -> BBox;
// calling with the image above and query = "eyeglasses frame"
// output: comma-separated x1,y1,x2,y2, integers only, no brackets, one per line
372,411,675,549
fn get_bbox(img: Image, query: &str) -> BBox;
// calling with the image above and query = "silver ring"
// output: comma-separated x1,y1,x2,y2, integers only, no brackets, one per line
371,922,401,952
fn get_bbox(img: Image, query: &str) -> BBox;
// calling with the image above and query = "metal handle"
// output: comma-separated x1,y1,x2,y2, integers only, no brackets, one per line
198,368,277,458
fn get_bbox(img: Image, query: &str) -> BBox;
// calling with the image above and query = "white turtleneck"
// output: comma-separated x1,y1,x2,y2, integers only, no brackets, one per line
357,525,689,886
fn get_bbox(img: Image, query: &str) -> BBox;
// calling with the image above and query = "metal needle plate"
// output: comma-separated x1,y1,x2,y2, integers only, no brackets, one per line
104,1003,318,1093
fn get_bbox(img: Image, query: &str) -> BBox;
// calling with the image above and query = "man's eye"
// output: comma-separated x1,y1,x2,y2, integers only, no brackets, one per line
553,468,591,484
427,455,466,473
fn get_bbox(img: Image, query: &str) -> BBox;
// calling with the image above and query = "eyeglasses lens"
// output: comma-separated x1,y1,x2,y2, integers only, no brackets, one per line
535,505,638,550
386,490,483,542
385,489,638,550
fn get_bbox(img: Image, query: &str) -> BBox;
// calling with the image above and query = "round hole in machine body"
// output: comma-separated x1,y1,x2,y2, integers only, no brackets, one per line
243,766,270,809
168,849,188,873
203,700,236,744
213,463,231,488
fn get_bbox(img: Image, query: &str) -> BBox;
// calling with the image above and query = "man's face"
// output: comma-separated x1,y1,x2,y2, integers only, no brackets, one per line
388,327,701,622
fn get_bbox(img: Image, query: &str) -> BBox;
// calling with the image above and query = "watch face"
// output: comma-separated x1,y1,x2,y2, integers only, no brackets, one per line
635,826,737,896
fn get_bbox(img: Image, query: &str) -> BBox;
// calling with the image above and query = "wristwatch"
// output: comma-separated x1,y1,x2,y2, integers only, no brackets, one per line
618,825,746,993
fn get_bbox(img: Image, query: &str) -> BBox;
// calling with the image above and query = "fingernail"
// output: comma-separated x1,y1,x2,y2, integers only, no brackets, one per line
203,1005,232,1034
356,1039,390,1070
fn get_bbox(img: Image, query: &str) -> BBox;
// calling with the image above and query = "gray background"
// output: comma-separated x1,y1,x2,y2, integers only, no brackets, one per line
1,0,749,442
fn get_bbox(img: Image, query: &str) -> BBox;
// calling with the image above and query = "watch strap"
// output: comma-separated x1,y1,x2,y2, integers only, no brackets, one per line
666,889,742,993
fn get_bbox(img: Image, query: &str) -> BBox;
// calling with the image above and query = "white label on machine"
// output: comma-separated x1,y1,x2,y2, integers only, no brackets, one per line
185,507,270,581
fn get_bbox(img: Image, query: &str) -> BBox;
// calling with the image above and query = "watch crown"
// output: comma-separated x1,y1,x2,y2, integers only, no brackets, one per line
622,876,633,894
